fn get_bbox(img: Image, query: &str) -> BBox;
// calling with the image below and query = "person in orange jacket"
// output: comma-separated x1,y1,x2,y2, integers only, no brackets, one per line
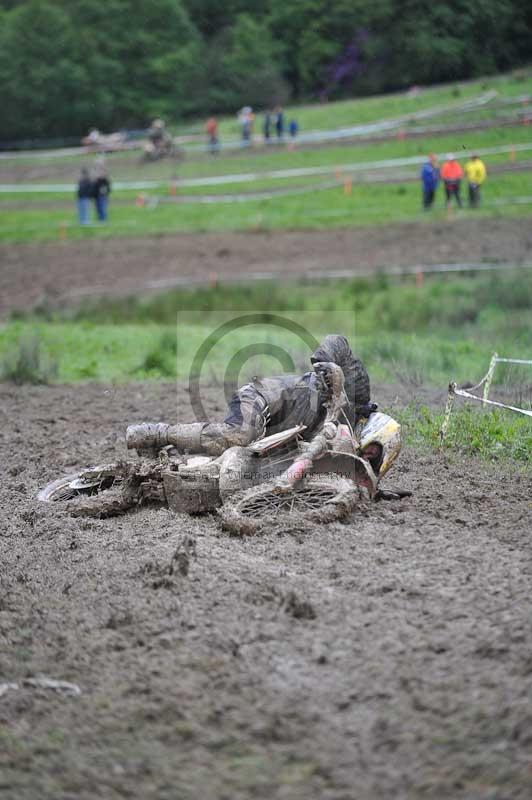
205,116,219,155
440,153,463,209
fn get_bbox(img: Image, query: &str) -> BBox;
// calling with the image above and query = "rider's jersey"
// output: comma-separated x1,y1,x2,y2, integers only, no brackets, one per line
223,334,371,437
246,372,326,434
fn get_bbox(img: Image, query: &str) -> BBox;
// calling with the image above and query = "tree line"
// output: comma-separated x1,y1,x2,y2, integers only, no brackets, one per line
0,0,530,140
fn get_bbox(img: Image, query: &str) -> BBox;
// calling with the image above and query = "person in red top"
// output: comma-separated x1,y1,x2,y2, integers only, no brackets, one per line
440,153,463,208
205,116,219,156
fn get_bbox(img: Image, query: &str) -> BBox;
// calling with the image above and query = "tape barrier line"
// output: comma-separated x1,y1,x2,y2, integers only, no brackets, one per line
3,141,532,194
495,358,532,365
451,383,532,417
440,372,532,446
480,352,532,401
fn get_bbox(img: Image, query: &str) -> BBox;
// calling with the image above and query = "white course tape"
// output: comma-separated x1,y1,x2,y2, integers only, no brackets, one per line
451,384,532,417
495,358,532,365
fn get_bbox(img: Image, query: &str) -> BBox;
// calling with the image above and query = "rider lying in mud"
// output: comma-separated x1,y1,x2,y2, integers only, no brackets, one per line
126,334,399,478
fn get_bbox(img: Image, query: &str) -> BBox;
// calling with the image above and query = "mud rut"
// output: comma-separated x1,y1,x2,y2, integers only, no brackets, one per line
1,380,531,799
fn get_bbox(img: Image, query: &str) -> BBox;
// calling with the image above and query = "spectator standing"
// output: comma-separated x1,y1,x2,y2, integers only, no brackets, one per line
238,106,254,144
420,153,439,210
440,153,463,209
92,166,111,222
275,106,284,139
77,167,92,225
263,110,272,142
205,116,219,155
464,154,487,208
289,119,299,139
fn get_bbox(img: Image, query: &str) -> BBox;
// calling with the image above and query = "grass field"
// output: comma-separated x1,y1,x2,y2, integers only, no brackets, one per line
1,170,531,243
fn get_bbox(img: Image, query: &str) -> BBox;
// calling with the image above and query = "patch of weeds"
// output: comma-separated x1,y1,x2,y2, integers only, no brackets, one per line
132,331,177,377
0,335,58,384
397,404,532,466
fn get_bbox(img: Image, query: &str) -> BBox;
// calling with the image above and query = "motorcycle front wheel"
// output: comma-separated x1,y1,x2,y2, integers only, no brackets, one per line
218,476,359,535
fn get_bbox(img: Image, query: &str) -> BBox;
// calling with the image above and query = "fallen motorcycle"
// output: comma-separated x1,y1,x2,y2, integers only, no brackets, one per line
38,365,403,534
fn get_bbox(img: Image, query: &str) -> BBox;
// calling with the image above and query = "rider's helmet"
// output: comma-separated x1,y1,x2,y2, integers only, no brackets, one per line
356,412,401,478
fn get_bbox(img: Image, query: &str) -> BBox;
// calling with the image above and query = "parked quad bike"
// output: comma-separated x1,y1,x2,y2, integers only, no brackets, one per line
38,365,405,534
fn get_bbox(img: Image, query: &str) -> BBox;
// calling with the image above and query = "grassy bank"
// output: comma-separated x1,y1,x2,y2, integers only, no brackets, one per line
3,270,531,384
396,403,531,466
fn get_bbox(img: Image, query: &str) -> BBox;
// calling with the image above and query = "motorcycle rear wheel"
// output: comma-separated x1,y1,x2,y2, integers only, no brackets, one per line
38,463,133,517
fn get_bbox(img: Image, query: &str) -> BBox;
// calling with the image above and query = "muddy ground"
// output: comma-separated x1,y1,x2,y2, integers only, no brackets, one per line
1,380,531,799
2,217,532,315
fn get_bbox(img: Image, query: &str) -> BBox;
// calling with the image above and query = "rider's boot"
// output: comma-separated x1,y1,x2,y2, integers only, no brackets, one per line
126,422,204,453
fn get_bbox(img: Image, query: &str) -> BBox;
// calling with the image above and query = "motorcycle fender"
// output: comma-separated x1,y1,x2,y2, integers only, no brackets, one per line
309,452,378,498
163,470,221,514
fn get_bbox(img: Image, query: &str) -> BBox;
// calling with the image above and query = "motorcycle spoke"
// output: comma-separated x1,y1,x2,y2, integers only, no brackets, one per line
51,487,79,502
237,485,338,516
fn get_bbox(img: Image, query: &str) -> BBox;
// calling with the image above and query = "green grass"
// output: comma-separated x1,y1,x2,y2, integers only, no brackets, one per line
0,334,58,384
4,270,532,383
0,169,530,243
397,404,532,466
0,321,172,380
0,322,518,384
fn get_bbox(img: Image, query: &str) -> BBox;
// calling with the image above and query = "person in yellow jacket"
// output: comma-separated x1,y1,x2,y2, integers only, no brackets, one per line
464,154,487,208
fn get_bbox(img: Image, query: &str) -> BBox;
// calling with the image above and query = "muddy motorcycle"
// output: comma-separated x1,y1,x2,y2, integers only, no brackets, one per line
140,136,184,164
38,366,403,534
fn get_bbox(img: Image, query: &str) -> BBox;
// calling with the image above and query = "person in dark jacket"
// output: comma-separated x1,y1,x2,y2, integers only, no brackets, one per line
275,106,285,139
126,334,373,457
77,168,92,224
420,154,439,210
263,110,272,142
92,166,111,222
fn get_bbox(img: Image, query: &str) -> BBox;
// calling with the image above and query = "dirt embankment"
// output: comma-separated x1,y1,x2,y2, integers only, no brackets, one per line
1,380,531,799
1,217,532,315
